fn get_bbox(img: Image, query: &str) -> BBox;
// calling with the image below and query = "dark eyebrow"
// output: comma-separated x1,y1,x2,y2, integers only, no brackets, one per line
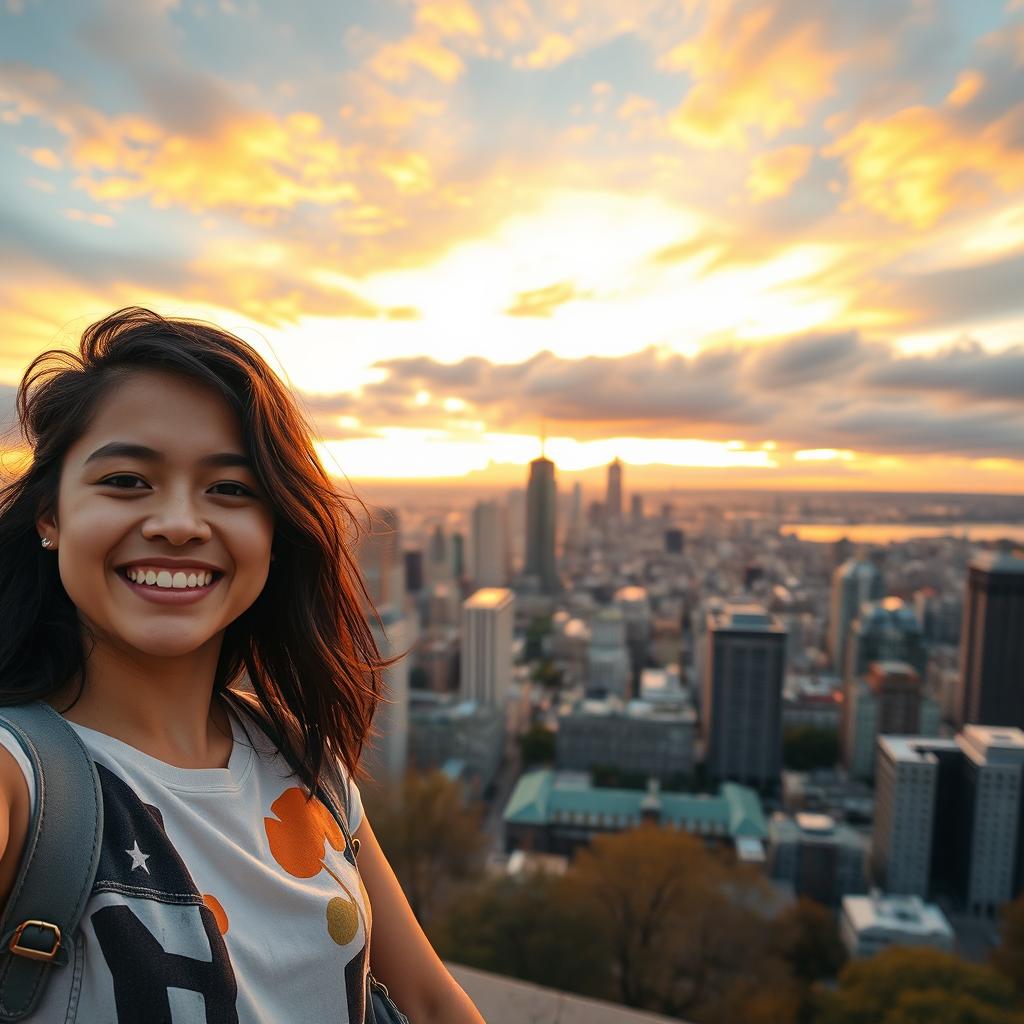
84,442,254,471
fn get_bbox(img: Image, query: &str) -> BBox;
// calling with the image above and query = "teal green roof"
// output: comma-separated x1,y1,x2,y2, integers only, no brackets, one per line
503,772,767,840
721,783,768,837
503,770,553,825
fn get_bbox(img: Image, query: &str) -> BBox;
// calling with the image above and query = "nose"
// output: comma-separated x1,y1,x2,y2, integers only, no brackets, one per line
140,488,213,546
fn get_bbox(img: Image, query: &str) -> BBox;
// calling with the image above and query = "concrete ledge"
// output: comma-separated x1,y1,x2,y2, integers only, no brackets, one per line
447,963,685,1024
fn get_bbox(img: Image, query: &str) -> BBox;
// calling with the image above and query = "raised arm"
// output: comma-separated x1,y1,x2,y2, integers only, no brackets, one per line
355,816,485,1024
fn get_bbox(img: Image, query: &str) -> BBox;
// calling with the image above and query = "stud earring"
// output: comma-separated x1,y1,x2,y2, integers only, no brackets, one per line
40,538,53,549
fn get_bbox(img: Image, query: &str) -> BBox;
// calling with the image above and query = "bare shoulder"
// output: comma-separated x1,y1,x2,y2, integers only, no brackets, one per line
0,742,31,911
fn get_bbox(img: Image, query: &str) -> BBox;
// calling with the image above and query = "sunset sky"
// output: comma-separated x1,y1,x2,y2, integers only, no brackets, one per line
1,0,1023,490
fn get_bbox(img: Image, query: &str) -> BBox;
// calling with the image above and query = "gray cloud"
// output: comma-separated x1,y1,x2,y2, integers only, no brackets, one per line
315,330,1024,460
883,250,1024,331
751,331,865,389
373,346,774,427
76,3,244,137
825,402,1023,457
863,339,1024,403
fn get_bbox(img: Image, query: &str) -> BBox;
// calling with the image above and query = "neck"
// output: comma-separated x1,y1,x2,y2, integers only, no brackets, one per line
51,632,233,770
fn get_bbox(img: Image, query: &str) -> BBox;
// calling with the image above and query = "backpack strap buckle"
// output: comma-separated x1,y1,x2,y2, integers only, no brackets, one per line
8,921,62,962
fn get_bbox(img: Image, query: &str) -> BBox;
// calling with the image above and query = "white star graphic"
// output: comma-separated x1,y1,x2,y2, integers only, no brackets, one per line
125,840,151,874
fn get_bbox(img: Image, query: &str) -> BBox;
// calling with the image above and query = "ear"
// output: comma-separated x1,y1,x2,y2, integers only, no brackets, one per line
35,500,58,546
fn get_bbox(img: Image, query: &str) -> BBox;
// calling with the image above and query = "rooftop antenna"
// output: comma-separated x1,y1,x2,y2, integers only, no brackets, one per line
540,417,547,458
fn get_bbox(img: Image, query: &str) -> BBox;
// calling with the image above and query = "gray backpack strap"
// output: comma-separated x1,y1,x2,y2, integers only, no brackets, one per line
0,702,103,1021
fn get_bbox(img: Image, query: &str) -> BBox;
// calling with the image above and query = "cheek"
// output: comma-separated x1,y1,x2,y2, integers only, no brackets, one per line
233,512,275,574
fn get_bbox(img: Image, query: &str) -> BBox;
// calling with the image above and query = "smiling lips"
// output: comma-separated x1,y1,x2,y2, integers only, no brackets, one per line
123,567,217,589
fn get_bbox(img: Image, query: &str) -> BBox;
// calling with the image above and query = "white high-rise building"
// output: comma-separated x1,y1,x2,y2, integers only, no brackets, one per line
470,500,507,588
460,588,515,707
959,726,1024,915
587,607,631,699
872,726,1024,915
363,607,416,784
872,736,949,897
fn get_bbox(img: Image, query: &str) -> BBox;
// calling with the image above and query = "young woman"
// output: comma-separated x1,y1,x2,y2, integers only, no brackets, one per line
0,308,486,1023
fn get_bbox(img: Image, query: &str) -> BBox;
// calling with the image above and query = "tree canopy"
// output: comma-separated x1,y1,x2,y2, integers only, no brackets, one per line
993,894,1024,997
436,871,608,998
361,771,487,926
819,946,1024,1024
568,826,791,1021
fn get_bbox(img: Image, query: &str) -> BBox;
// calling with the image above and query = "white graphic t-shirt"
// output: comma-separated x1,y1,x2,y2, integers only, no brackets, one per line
0,705,371,1023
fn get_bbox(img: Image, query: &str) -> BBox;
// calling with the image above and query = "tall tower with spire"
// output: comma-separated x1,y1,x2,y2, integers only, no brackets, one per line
525,438,558,594
606,457,623,525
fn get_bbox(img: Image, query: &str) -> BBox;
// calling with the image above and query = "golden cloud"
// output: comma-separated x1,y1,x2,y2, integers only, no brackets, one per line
747,144,814,202
369,33,465,83
945,70,985,108
64,208,114,227
339,78,445,131
663,4,841,148
506,280,582,317
827,103,1024,228
28,146,62,170
517,31,576,69
187,239,384,325
66,110,361,213
378,151,434,195
414,0,484,38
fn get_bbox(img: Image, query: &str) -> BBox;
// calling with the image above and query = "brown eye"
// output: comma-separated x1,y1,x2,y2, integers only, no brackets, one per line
100,474,148,489
210,482,255,497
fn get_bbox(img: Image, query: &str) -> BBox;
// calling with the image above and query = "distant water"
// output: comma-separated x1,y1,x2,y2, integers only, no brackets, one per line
781,522,1024,545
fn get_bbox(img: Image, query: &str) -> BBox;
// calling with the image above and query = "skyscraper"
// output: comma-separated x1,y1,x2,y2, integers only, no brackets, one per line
426,524,450,586
525,455,558,594
843,661,940,780
357,509,414,783
586,607,631,698
606,457,623,525
956,550,1024,729
829,557,884,674
841,597,928,774
461,588,515,707
844,598,927,682
872,727,1024,916
357,506,403,608
703,602,787,792
363,606,415,784
470,500,507,588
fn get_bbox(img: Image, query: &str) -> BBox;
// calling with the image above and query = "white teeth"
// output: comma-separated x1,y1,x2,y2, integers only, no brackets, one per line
125,568,216,589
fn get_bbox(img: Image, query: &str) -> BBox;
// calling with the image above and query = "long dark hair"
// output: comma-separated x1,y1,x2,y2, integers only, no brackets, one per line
0,307,386,789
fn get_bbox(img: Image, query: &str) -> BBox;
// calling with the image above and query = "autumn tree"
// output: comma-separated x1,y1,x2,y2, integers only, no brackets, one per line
567,826,791,1022
992,895,1024,997
435,871,609,999
819,946,1024,1024
772,898,847,1023
774,897,847,983
361,771,487,927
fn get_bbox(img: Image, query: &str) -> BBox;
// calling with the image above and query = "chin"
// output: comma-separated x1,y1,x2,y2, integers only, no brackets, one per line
120,627,222,661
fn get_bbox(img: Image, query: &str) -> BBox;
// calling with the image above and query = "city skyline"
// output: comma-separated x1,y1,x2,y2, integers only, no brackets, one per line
2,3,1023,491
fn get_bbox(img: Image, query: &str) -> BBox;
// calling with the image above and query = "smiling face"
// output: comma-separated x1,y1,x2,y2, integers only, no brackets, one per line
38,369,275,662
